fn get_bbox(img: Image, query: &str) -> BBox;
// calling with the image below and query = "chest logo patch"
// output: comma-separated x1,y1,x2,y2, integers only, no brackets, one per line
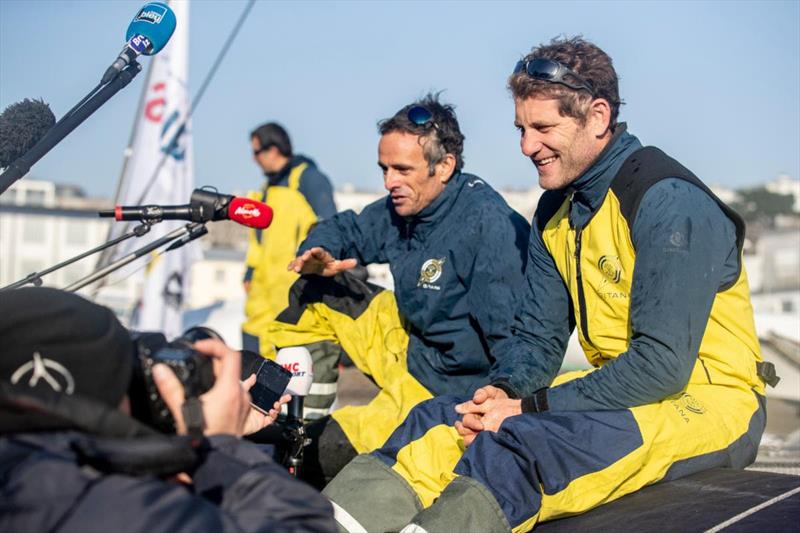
418,257,446,290
598,255,622,283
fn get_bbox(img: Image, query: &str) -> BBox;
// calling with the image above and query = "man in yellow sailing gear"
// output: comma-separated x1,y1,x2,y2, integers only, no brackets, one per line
322,37,778,533
241,123,339,418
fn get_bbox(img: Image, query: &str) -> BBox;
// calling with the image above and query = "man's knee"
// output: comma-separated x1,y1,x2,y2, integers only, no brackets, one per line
301,415,358,489
324,455,423,533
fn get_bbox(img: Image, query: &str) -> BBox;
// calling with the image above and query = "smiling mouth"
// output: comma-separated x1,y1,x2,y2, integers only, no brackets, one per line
535,155,558,167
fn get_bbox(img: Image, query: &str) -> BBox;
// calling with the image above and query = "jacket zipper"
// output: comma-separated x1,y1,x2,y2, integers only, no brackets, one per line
574,227,592,347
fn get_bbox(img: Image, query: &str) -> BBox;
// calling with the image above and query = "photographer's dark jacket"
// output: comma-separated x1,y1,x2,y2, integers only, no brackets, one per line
0,383,336,533
294,171,530,395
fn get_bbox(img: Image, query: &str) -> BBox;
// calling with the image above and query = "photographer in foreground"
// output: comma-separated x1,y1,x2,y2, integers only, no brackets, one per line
0,287,335,533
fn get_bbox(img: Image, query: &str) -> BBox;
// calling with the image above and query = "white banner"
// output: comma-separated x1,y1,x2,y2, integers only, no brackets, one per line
106,0,196,339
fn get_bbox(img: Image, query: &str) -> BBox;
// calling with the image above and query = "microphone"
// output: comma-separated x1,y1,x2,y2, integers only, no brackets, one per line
0,99,56,169
98,189,274,229
276,347,314,423
102,2,177,84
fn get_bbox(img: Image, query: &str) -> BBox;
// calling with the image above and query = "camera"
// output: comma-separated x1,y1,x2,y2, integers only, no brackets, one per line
127,327,218,433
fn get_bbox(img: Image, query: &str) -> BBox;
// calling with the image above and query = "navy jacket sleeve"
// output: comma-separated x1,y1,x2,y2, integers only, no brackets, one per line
59,436,336,533
546,179,739,411
298,165,337,220
489,200,574,398
298,197,393,265
467,206,530,373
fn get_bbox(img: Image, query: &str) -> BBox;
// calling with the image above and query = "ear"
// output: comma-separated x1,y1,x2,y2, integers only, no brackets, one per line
587,98,612,138
436,153,457,183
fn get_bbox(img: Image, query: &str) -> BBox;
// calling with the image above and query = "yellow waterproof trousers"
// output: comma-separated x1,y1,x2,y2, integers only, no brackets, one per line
267,274,433,454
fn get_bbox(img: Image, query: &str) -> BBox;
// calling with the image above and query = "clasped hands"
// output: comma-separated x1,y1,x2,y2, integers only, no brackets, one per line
455,385,523,446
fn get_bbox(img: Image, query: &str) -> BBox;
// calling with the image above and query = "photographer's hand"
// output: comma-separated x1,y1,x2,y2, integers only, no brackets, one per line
241,373,291,435
153,338,251,437
287,246,357,276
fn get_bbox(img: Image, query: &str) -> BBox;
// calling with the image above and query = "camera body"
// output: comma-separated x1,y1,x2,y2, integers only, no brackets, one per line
128,330,215,433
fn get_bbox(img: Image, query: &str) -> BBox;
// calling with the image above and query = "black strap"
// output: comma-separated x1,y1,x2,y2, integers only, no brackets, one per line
181,396,205,441
756,361,780,388
521,388,550,413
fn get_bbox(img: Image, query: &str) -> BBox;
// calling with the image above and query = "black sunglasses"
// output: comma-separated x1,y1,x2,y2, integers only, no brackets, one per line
513,58,595,96
253,144,273,156
407,105,437,129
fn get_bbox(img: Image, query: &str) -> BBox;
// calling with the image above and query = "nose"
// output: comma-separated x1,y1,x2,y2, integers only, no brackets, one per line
520,130,543,158
384,170,401,191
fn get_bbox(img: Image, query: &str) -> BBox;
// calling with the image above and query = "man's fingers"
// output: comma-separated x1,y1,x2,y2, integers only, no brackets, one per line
275,394,291,410
287,258,303,272
242,373,256,391
461,413,485,433
456,400,492,415
339,258,358,270
472,388,489,404
194,339,241,385
455,400,476,414
152,363,187,434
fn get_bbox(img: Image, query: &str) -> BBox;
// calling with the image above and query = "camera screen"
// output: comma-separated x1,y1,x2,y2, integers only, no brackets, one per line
249,359,292,414
155,347,192,361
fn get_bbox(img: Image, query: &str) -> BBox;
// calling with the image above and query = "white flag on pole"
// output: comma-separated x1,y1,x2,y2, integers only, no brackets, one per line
106,0,196,339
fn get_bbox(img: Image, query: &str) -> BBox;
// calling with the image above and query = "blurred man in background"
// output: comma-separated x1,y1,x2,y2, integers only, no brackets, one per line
243,123,342,418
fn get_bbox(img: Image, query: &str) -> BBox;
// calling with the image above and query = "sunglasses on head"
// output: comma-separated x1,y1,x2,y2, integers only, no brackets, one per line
407,105,437,129
513,58,595,96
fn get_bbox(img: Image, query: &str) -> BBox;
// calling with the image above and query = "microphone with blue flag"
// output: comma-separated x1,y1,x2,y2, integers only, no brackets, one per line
102,2,177,84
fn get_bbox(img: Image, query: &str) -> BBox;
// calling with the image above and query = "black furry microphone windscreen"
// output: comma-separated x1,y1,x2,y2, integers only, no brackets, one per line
0,98,56,168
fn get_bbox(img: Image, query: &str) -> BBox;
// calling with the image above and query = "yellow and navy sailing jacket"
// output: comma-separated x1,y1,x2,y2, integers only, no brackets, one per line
242,155,336,341
298,172,531,395
492,125,764,409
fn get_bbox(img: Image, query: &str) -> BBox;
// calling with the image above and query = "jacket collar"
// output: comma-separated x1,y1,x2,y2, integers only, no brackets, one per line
565,124,642,228
264,155,315,187
402,172,465,238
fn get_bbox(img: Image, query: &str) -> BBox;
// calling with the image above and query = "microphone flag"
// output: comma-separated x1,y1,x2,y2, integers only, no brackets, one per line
95,0,196,339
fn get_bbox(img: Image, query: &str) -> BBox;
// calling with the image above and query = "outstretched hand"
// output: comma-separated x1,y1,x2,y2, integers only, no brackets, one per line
454,385,521,446
287,246,358,276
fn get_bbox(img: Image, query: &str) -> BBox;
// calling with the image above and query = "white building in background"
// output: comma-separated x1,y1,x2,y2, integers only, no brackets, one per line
0,179,138,317
709,184,739,205
765,174,800,212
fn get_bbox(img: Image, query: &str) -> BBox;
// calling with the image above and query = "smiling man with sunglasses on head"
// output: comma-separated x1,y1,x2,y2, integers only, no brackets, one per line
264,93,530,488
322,37,774,533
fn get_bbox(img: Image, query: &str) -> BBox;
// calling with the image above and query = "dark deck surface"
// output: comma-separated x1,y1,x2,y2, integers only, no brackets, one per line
536,468,800,532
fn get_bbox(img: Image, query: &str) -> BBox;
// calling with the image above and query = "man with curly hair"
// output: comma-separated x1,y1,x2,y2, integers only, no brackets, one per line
322,37,774,533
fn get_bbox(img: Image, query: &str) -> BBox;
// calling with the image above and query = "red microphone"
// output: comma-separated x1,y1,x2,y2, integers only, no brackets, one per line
226,197,273,229
99,190,274,230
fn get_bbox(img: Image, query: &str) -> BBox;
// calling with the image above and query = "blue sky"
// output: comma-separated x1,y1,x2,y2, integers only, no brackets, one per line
1,0,798,199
